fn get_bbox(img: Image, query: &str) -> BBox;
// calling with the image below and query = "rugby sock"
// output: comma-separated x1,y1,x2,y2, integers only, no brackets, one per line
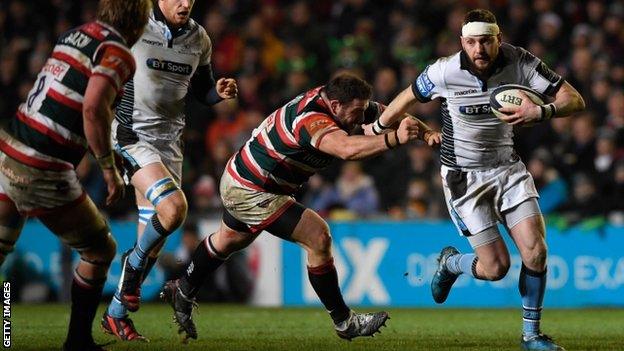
107,254,160,318
178,234,226,298
66,272,105,348
519,264,546,337
445,253,480,278
128,215,171,270
307,258,351,325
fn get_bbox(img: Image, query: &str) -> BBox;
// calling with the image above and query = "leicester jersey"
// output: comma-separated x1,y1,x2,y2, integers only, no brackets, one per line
2,21,135,169
227,86,385,195
412,43,563,169
114,9,212,146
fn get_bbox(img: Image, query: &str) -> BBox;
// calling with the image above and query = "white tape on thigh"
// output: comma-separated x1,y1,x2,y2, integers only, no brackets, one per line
467,226,502,249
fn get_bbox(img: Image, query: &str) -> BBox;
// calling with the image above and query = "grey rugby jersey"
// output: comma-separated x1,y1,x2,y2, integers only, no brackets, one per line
412,43,563,169
114,8,211,144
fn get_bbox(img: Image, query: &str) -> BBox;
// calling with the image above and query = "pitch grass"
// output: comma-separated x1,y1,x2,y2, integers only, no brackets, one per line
9,304,624,350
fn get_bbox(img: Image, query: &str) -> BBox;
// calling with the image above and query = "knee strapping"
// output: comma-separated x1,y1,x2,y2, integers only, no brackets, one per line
138,206,156,225
145,177,179,207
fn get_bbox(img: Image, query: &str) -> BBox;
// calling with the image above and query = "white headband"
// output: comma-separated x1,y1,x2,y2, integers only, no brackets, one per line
462,21,500,37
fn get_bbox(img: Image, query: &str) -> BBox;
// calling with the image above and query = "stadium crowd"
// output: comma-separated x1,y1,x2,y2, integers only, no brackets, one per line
1,0,623,228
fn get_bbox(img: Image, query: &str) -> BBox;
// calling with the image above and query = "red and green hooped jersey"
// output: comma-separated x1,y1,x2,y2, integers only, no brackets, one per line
1,21,135,170
227,86,385,195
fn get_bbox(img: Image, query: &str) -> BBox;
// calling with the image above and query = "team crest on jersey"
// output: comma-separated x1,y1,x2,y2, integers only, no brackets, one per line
146,58,193,75
416,66,435,97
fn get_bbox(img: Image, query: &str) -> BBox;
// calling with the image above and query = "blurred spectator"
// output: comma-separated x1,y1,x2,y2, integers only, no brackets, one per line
312,161,379,218
527,148,568,214
557,173,606,225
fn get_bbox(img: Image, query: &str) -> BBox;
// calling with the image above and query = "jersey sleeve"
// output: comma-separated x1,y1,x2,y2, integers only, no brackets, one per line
518,48,564,97
199,28,212,66
411,59,447,102
92,42,136,93
294,113,342,149
363,101,386,124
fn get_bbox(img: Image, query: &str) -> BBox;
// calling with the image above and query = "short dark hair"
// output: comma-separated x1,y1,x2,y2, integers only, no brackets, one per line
325,74,372,104
463,9,497,25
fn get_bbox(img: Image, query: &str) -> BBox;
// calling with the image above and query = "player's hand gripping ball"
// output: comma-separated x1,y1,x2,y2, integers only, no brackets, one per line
490,84,546,127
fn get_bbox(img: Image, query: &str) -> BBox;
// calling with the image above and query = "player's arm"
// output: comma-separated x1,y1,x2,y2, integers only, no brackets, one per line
86,42,135,204
365,87,418,135
498,82,585,125
499,49,585,125
83,76,124,205
364,100,440,146
189,64,237,106
318,117,420,160
547,81,585,117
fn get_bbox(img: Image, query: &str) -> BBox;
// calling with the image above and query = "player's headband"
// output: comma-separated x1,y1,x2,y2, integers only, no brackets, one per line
461,21,500,37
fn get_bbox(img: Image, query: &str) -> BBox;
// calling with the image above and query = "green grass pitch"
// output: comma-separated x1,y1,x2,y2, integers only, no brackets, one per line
9,304,624,350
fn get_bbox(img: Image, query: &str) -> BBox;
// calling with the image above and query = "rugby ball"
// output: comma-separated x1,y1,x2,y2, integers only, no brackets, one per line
490,84,545,119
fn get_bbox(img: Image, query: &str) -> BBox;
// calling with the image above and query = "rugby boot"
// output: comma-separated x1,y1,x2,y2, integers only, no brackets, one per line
334,310,389,341
118,249,142,312
160,279,198,342
521,334,565,351
101,312,148,342
431,246,461,303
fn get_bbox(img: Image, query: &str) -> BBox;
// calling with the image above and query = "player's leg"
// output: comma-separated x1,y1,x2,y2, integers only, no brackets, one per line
102,189,159,341
116,162,187,313
505,199,563,350
161,217,259,341
433,167,511,303
0,195,25,266
289,208,389,340
38,196,118,351
432,226,511,303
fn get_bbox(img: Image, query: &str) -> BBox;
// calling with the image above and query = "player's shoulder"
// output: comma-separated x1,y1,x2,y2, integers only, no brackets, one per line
500,42,539,65
187,18,212,47
430,51,461,73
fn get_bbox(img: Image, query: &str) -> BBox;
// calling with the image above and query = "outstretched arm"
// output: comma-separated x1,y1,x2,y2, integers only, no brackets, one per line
372,87,419,132
318,117,420,160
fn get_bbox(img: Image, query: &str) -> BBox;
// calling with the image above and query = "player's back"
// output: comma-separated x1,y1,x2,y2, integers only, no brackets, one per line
3,21,134,168
228,86,343,195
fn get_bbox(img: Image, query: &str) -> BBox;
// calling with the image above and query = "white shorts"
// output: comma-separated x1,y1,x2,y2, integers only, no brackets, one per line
220,161,295,234
441,161,540,236
0,149,84,216
113,139,183,185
